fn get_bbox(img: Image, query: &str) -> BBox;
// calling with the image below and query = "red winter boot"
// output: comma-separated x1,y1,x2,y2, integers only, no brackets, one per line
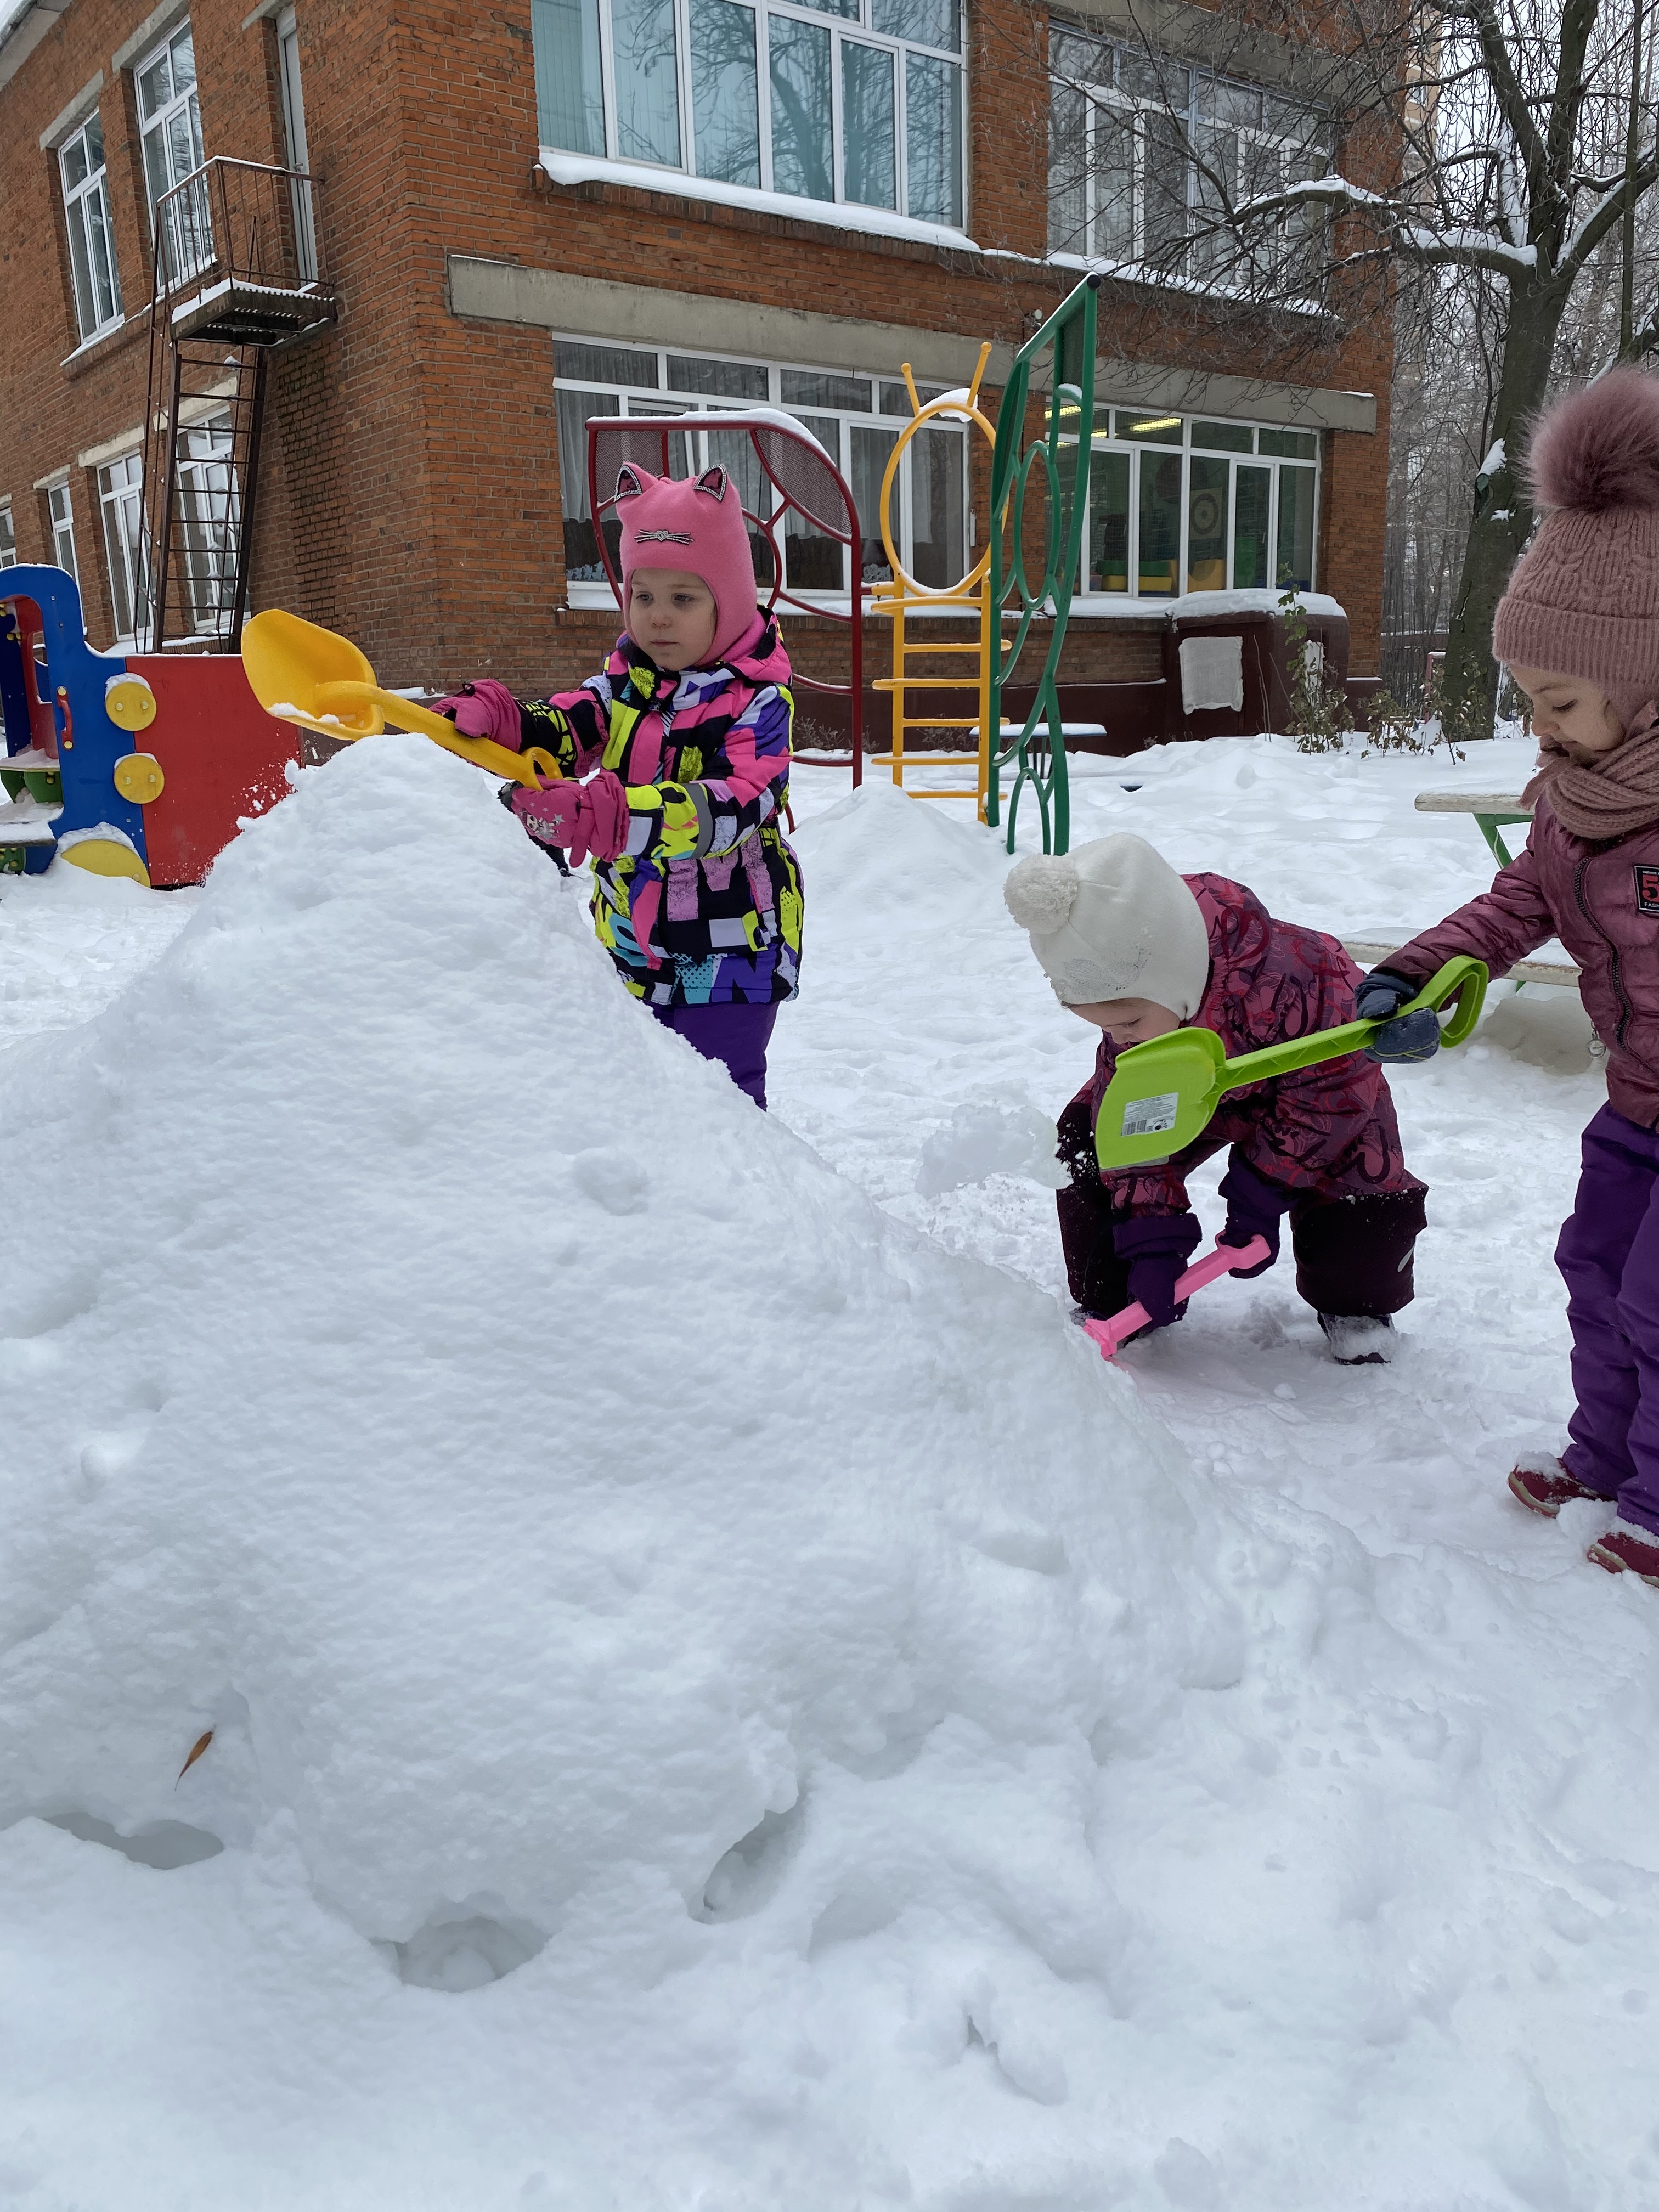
1587,1520,1659,1585
1507,1455,1618,1519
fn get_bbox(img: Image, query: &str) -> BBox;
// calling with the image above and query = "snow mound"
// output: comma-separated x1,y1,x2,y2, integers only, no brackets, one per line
0,737,1245,2196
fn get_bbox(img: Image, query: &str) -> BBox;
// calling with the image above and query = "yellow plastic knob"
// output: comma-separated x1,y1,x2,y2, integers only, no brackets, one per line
114,751,166,804
105,673,158,733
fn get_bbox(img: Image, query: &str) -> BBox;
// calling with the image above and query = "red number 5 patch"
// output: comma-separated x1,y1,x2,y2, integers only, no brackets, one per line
1635,864,1659,915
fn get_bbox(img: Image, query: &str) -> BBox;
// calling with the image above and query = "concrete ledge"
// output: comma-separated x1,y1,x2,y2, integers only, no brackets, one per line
446,257,1018,389
40,69,104,151
1095,362,1375,435
0,0,73,94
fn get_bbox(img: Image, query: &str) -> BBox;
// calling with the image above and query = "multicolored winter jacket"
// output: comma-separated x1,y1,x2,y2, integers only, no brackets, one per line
518,618,802,1006
1071,872,1424,1216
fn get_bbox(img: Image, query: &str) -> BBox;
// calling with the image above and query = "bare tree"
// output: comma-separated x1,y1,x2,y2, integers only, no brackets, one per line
1039,0,1659,735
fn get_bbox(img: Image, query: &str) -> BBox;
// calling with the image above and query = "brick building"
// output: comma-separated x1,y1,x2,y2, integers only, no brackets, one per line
0,0,1393,740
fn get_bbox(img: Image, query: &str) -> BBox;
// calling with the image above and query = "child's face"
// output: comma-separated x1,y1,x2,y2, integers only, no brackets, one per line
1067,995,1182,1047
628,569,718,670
1509,664,1627,762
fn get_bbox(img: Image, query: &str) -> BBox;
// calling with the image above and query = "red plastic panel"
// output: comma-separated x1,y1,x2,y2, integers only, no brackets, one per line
9,601,61,758
125,655,301,887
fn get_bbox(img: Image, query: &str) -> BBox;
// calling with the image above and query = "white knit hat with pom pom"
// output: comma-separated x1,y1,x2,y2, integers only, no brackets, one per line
1003,833,1211,1015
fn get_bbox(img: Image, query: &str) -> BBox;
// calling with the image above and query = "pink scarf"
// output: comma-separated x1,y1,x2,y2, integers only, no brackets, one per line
1522,701,1659,841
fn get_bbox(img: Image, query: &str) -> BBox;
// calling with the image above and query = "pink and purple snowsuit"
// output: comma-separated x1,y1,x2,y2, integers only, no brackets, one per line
1059,872,1426,1318
1386,795,1659,1536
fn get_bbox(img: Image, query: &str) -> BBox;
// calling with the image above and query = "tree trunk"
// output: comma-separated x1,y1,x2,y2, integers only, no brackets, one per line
1438,277,1572,741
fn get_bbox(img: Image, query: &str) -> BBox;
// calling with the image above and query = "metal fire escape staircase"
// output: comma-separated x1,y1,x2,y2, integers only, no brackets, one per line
140,156,336,651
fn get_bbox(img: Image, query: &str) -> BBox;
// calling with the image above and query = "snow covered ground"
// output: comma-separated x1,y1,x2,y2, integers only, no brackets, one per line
1,730,1656,2210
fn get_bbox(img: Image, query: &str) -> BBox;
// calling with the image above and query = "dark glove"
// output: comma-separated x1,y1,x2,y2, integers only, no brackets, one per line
1217,1155,1295,1277
1112,1212,1203,1333
1356,966,1441,1066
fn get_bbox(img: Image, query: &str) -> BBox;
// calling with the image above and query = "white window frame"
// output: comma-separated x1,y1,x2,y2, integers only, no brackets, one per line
533,0,966,232
275,7,318,284
136,21,210,285
47,482,79,583
1069,405,1321,603
59,112,125,346
552,337,970,602
0,501,15,568
98,452,149,646
173,409,241,634
1048,27,1330,293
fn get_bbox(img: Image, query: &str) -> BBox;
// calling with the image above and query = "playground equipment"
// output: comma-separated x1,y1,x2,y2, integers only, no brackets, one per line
584,410,866,777
240,610,563,785
984,275,1099,858
0,565,300,886
869,347,997,813
1094,956,1489,1173
1084,1235,1271,1358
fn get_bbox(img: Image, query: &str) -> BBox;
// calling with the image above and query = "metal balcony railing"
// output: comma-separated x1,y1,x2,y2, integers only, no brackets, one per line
139,157,336,652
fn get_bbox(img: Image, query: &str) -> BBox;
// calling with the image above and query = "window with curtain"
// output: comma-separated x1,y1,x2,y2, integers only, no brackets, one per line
532,0,964,228
59,114,123,345
1051,403,1320,600
1047,25,1330,293
552,338,968,592
0,502,15,568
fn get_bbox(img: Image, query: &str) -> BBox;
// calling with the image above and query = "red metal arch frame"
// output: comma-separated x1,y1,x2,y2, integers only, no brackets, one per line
585,412,864,784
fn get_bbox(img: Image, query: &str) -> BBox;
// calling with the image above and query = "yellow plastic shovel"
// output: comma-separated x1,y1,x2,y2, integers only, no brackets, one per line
241,609,562,787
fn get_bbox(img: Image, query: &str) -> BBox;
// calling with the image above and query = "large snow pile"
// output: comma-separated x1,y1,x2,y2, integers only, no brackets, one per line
4,735,1659,2208
0,737,1238,2208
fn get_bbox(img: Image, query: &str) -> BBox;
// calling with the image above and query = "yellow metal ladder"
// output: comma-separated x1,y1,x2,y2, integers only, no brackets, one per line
869,345,1000,820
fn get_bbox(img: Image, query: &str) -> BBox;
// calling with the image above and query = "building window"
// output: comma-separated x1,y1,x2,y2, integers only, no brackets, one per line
0,501,15,568
554,338,968,595
137,22,209,283
174,412,241,632
98,453,148,643
59,114,124,344
47,483,79,582
532,0,964,228
1062,405,1319,598
1048,26,1330,290
275,7,318,283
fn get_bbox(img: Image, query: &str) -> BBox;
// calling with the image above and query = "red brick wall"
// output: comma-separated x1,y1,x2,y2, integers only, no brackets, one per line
1,0,1394,696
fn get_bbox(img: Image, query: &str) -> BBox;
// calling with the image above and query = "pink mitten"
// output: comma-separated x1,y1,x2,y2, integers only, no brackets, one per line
511,770,630,867
431,678,522,747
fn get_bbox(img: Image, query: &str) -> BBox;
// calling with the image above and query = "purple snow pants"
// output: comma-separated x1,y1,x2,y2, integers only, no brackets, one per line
652,1002,780,1110
1556,1103,1659,1537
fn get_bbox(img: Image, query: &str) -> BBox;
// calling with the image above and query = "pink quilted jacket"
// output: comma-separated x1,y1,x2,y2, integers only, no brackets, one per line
1088,872,1422,1215
1385,796,1659,1128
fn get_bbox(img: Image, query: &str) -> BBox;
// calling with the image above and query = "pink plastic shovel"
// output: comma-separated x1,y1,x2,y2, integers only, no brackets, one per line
1082,1235,1271,1359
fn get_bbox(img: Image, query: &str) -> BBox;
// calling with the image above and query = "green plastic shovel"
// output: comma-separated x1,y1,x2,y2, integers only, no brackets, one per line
1094,955,1489,1172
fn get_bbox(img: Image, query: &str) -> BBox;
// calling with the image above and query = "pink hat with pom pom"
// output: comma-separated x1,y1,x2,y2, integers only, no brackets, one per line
614,461,761,666
1494,367,1659,725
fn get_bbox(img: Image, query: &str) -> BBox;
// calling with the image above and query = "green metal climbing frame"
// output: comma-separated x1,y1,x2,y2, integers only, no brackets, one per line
984,274,1100,856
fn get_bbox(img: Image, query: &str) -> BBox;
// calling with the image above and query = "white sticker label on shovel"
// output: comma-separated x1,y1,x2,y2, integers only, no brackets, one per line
1121,1091,1180,1138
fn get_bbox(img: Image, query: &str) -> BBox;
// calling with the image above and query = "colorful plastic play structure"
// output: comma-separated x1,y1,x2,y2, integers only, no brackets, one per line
0,566,301,886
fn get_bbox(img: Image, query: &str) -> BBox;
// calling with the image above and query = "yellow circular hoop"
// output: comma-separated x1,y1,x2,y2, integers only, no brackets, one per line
875,376,998,603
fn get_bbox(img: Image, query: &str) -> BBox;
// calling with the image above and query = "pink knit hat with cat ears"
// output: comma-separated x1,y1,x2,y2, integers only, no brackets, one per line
1493,367,1659,727
616,462,761,666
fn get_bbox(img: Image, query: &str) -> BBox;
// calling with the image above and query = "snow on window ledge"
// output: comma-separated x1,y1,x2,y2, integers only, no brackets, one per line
538,150,980,256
